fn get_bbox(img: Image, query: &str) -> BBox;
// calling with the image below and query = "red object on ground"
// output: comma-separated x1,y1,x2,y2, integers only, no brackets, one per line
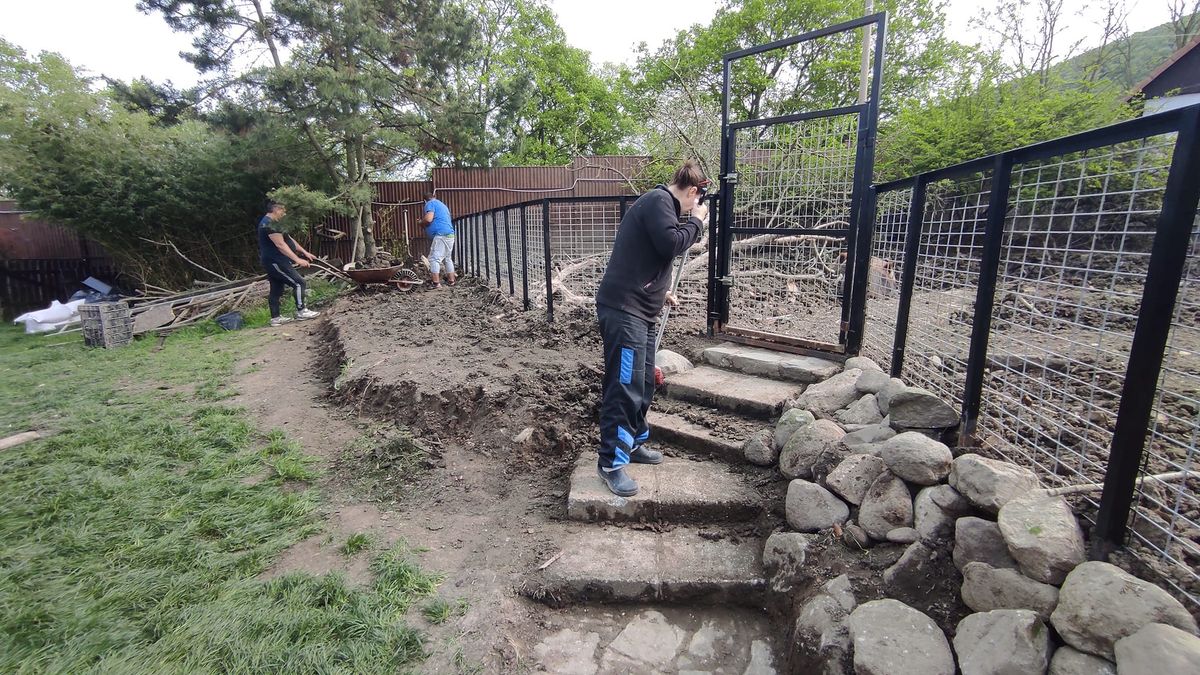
654,366,665,387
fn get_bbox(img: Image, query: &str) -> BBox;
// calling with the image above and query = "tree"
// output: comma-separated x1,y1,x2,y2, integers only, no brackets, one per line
0,40,331,287
1167,0,1200,49
141,0,478,261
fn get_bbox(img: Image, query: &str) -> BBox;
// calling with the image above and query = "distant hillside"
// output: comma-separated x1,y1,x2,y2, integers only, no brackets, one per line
1054,14,1197,91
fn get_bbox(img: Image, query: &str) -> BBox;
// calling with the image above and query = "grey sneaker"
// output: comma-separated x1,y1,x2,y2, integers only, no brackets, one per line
269,316,294,327
597,465,639,497
629,445,663,464
295,308,320,320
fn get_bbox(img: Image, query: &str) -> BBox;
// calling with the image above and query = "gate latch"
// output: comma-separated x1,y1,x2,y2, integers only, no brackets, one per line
719,276,734,287
721,172,738,185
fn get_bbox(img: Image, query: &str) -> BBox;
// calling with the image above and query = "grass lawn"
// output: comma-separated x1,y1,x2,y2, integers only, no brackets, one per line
0,283,442,673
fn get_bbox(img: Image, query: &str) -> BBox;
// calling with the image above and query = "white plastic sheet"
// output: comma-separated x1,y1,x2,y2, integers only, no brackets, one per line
13,299,85,334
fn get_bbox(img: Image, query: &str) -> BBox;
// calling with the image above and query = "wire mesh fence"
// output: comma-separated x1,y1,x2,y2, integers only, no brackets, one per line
724,114,859,345
869,108,1200,612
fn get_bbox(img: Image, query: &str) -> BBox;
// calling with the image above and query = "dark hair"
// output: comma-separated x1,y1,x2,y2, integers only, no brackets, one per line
424,190,436,200
670,160,708,190
266,200,284,212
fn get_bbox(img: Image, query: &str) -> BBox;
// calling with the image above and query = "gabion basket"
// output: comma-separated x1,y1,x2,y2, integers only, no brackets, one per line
79,302,134,348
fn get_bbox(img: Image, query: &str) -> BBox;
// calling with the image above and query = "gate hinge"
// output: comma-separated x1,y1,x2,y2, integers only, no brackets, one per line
721,172,738,185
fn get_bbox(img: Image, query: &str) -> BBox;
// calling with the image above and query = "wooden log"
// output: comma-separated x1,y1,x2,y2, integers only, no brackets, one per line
0,431,41,451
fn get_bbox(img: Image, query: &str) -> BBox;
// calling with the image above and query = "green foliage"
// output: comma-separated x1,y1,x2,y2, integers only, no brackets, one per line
268,184,344,236
877,56,1137,179
421,596,467,625
0,40,333,287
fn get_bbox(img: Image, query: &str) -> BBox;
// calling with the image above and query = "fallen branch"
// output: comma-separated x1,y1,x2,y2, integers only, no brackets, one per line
138,236,231,282
1042,470,1194,497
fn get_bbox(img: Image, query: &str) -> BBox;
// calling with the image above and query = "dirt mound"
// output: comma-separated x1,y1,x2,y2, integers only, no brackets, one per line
317,280,604,476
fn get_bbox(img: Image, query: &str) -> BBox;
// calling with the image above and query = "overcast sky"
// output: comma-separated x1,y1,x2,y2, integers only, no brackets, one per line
0,0,1182,87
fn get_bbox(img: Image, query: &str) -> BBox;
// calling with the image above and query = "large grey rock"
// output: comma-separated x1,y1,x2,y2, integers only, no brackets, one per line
846,599,954,675
835,394,884,426
785,480,850,533
534,629,601,675
601,610,686,670
885,527,920,544
914,485,973,542
655,349,694,376
883,542,939,602
887,387,960,428
824,454,886,506
844,356,883,372
858,470,914,540
779,419,845,480
794,575,857,675
954,517,1020,571
876,378,907,415
763,531,813,593
949,454,1040,514
997,493,1086,585
840,424,896,452
743,428,777,467
876,432,953,486
1114,623,1200,675
795,369,863,415
774,408,816,451
1049,646,1116,675
954,609,1052,675
855,369,891,394
961,562,1060,621
1051,561,1200,661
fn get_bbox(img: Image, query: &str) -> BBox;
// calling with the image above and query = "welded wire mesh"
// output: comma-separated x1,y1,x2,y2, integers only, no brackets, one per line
1136,218,1200,608
547,200,623,304
978,137,1175,497
861,188,912,372
725,115,859,343
496,208,519,298
892,172,993,406
522,203,549,307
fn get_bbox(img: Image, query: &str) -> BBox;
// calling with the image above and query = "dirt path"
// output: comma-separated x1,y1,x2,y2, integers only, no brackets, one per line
231,283,785,673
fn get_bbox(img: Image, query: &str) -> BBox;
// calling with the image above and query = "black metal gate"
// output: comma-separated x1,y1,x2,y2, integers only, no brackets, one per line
710,13,886,355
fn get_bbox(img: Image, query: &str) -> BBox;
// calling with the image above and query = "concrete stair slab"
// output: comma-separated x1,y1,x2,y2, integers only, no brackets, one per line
703,343,842,384
567,456,761,523
647,410,745,462
528,527,766,606
664,365,803,418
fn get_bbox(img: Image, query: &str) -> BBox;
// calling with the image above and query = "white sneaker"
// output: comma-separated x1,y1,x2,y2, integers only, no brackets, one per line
270,316,294,327
295,308,320,320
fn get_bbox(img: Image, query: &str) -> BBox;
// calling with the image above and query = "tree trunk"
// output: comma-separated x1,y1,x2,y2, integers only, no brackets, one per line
356,137,377,259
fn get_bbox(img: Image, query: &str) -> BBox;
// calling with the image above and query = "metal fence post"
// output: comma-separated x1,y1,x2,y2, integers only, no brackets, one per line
520,205,530,310
491,211,502,288
482,214,491,284
845,185,879,354
1093,106,1200,555
707,194,719,335
959,154,1014,447
503,209,515,296
890,176,929,378
542,199,554,322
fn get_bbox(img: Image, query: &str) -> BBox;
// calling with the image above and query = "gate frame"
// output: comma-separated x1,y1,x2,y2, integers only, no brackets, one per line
710,12,887,356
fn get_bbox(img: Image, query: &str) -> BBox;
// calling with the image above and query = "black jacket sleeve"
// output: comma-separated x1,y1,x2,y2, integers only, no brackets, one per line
645,196,703,258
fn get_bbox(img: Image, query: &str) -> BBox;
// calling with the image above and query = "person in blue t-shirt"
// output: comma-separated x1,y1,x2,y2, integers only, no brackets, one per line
423,191,457,288
256,201,320,327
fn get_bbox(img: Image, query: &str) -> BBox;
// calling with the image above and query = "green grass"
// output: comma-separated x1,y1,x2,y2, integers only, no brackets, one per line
341,532,373,556
0,282,441,673
421,597,468,625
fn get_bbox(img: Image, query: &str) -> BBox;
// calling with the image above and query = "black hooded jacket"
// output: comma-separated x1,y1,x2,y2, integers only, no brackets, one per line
595,185,703,322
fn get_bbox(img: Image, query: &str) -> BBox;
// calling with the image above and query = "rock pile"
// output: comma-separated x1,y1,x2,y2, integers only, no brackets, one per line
749,357,1200,674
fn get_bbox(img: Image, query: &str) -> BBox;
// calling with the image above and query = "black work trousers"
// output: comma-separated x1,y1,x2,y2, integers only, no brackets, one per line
596,303,657,469
264,259,306,318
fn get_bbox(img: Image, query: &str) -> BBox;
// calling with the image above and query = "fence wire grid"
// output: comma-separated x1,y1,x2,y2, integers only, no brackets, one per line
870,118,1199,612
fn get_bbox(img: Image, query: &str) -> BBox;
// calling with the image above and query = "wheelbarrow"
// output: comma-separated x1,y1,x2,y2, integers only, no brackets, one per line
311,259,421,291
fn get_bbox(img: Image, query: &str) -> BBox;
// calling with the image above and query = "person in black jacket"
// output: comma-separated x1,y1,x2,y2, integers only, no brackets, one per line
593,160,709,496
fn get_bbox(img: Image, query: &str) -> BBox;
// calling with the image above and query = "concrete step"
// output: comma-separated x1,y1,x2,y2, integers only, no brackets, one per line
702,342,842,384
567,456,762,523
646,410,746,462
527,527,766,607
664,365,803,419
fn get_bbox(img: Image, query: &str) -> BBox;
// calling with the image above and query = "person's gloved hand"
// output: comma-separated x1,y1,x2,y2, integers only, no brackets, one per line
654,366,665,387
